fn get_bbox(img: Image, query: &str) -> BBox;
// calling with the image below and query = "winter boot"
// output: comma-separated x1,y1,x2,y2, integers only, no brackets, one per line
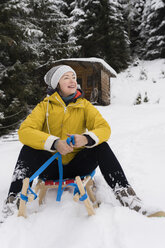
114,186,165,217
114,186,148,215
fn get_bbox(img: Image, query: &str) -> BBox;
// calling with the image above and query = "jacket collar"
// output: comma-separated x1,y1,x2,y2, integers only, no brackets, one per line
45,91,84,108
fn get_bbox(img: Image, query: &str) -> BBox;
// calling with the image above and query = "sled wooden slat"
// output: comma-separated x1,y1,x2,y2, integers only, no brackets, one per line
18,178,29,218
75,176,95,216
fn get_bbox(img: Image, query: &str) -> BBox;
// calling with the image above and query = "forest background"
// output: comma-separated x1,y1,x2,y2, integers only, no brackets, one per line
0,0,164,135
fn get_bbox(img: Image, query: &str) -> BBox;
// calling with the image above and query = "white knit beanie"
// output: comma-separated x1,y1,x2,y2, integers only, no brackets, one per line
44,65,77,89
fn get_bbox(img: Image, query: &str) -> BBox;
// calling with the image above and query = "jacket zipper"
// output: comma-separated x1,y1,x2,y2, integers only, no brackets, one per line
47,96,83,136
55,96,67,113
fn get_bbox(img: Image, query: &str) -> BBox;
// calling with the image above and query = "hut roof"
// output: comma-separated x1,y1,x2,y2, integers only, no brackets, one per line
53,57,117,77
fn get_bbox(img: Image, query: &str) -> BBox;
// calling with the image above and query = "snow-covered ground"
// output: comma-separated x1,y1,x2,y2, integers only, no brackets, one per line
0,59,165,248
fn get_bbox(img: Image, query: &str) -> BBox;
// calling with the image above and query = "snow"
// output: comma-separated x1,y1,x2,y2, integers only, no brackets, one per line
55,57,117,77
152,0,165,10
111,59,165,105
71,7,85,17
1,59,165,248
25,28,43,38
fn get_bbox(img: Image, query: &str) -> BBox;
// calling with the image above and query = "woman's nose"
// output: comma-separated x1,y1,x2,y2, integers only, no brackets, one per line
71,78,76,83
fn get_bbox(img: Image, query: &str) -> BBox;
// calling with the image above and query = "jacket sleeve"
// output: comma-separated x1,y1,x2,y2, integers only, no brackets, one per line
18,101,59,152
83,100,111,147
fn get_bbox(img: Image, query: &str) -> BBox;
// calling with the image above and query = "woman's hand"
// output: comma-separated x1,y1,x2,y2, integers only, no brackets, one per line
56,140,73,155
67,134,88,148
56,135,88,155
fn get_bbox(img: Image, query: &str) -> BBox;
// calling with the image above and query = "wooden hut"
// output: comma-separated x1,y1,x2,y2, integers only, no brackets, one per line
53,57,117,105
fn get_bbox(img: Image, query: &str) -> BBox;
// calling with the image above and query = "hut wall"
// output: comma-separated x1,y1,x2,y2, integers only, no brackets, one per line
101,70,110,105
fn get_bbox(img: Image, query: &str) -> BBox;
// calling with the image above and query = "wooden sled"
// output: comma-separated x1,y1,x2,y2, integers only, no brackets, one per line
18,175,99,218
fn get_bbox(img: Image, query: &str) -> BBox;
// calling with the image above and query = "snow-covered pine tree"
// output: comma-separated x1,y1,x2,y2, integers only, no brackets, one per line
110,0,131,71
26,0,74,63
0,0,73,136
134,92,142,105
140,0,165,59
59,0,80,55
0,0,32,135
120,0,145,58
71,0,130,72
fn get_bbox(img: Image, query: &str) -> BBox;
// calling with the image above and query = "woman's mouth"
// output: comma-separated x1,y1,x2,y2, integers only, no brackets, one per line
68,85,76,88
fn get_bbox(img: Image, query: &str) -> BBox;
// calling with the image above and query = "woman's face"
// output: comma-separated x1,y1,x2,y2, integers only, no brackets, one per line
58,71,77,97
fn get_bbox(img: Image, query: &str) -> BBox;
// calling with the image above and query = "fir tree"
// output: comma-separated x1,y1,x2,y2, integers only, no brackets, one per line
140,0,165,59
143,92,149,103
120,0,145,58
0,0,32,135
0,0,74,135
72,0,130,72
134,93,142,105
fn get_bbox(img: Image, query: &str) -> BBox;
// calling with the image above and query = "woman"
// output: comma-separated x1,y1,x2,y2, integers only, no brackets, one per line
2,65,154,217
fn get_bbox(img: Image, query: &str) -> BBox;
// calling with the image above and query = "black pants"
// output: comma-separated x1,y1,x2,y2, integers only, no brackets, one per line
8,142,129,196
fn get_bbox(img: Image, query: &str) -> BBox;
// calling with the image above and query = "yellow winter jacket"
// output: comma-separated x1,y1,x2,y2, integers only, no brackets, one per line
18,91,111,165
